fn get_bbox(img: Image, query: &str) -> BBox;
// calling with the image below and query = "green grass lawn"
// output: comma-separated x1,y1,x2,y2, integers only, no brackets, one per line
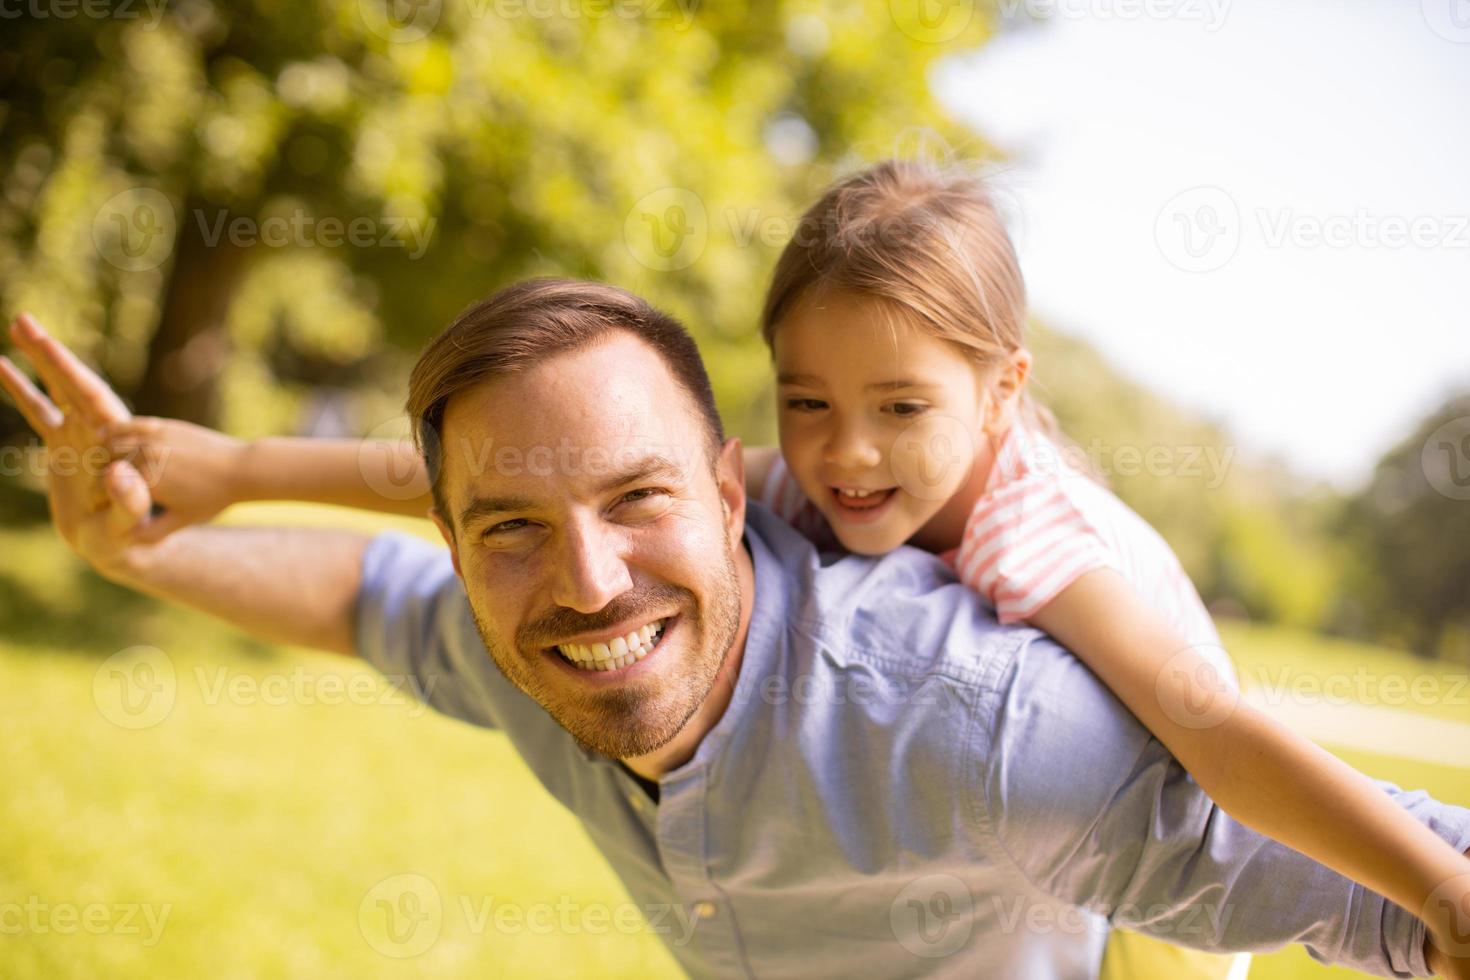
1,501,1466,978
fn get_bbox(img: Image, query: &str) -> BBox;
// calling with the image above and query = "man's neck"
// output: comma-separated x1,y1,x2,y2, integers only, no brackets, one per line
620,537,756,783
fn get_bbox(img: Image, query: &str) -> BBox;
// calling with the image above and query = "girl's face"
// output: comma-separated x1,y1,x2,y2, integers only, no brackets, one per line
773,288,1006,556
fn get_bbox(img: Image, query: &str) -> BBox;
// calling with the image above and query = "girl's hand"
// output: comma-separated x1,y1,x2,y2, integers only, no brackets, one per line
102,415,247,542
2,314,244,546
1426,873,1470,978
0,314,165,573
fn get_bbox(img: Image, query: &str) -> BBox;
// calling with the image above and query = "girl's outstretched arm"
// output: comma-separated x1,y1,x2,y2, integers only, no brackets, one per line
102,417,434,538
1029,568,1470,964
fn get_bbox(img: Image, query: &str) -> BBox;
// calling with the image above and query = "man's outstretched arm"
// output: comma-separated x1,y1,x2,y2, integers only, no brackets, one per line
102,524,370,657
1,313,370,657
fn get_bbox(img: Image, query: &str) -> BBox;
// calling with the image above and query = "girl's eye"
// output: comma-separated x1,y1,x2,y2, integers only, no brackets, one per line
888,402,930,417
785,398,828,412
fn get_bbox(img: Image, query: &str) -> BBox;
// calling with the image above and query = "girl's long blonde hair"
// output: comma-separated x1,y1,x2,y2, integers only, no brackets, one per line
760,158,1060,439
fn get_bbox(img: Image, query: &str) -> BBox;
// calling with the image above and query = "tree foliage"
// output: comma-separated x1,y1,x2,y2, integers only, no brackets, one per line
0,0,992,441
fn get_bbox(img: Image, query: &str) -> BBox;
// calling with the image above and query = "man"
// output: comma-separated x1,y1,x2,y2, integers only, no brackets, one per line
3,280,1468,978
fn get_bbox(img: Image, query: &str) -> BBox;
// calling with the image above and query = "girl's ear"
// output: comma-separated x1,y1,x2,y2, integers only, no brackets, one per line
982,348,1032,434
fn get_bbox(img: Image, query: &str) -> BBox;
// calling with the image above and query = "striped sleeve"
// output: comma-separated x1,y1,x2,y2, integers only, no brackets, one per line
955,474,1120,624
759,453,808,524
759,455,836,548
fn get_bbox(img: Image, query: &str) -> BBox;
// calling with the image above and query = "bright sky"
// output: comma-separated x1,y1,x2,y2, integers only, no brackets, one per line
935,0,1470,489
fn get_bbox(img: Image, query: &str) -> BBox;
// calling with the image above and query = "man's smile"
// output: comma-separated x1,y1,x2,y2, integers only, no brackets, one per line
544,614,679,678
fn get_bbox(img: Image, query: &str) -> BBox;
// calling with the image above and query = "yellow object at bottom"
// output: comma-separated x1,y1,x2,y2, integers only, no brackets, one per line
1101,928,1252,980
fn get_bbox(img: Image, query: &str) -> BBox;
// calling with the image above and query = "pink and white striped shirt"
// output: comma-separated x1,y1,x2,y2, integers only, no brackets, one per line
759,423,1226,658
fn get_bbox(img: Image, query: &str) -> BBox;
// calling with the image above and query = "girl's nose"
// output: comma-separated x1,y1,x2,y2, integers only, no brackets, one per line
823,422,884,471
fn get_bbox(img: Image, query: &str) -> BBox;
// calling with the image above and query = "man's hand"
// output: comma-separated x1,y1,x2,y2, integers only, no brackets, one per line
0,313,160,576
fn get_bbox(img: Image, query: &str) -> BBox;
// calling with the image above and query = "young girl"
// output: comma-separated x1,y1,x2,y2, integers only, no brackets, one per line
19,160,1468,974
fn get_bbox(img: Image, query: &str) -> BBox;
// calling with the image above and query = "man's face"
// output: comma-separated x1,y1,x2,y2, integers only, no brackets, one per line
428,332,747,760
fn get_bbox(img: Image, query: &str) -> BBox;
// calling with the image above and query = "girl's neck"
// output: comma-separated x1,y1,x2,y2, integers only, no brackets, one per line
905,422,1013,554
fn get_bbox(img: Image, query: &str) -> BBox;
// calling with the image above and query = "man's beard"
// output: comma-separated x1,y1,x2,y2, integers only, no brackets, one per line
466,543,743,760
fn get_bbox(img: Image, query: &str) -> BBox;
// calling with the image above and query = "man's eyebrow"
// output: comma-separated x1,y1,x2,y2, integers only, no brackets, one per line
458,494,538,530
455,454,687,529
592,453,686,495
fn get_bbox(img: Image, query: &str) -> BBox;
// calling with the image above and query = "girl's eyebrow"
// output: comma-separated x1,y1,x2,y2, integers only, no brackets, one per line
776,372,938,393
776,372,824,387
865,379,941,393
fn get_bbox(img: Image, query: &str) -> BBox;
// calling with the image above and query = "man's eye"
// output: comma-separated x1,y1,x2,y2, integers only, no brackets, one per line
484,518,530,537
621,487,666,504
889,402,930,417
785,398,828,411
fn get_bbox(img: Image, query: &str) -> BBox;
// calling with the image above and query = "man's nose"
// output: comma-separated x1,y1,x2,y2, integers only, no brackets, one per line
823,418,884,471
549,518,634,614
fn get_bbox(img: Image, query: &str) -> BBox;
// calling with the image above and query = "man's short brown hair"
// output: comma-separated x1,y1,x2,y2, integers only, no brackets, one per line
405,278,725,528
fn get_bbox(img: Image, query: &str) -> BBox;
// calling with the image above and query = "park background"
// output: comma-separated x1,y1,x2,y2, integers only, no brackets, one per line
1,0,1468,976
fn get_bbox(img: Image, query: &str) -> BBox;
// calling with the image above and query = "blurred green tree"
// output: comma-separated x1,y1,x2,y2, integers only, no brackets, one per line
0,0,992,441
1338,393,1470,661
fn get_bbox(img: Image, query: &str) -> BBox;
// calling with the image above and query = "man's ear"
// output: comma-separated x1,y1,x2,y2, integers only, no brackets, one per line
428,505,464,580
716,436,747,550
983,347,1033,434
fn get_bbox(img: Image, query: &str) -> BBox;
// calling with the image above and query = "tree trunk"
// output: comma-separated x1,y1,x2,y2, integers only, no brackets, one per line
131,196,251,425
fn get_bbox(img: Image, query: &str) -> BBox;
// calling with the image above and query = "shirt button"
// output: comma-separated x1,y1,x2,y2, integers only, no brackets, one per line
694,901,717,919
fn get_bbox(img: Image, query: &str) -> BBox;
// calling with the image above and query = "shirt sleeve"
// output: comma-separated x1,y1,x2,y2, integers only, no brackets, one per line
975,631,1470,977
955,474,1119,623
353,530,501,730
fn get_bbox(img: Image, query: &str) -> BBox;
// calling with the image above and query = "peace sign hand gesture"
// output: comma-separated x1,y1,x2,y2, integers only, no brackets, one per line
0,313,160,578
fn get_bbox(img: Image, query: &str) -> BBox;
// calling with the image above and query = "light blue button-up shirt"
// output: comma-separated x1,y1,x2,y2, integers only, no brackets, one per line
353,503,1470,978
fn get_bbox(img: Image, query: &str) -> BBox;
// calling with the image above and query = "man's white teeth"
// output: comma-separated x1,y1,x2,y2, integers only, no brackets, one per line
557,619,667,671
